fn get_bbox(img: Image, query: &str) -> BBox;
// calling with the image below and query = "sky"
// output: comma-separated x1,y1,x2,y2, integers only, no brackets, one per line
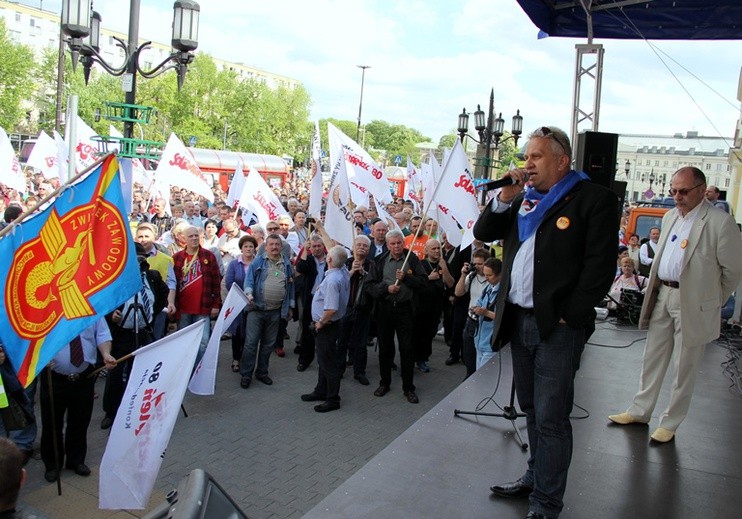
39,0,742,144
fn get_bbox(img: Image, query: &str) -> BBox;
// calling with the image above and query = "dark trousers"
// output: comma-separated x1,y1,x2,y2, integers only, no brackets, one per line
103,329,150,420
273,318,288,350
338,309,371,376
413,309,439,362
462,318,477,378
376,302,415,392
313,321,343,404
299,298,316,366
450,299,469,360
442,297,454,345
40,368,95,470
231,312,247,361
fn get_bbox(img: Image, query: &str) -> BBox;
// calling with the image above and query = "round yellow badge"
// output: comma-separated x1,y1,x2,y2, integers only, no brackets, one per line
556,217,570,230
680,239,688,249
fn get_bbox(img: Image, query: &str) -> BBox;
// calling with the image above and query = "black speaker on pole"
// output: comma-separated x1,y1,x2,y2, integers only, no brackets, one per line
574,131,618,188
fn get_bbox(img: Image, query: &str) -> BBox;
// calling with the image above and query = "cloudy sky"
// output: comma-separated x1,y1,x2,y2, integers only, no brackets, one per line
43,0,742,144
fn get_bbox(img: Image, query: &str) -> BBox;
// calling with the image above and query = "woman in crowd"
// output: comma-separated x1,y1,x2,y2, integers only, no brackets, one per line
606,257,647,310
203,218,220,248
224,235,258,372
470,257,502,370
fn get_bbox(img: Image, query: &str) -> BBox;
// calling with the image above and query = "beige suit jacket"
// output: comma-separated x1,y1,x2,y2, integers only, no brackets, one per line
638,201,742,346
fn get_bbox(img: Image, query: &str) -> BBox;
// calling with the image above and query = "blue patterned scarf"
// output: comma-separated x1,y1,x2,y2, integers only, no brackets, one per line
517,170,588,242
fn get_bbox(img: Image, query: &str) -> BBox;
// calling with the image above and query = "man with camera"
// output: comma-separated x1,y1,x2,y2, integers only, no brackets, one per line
453,248,491,378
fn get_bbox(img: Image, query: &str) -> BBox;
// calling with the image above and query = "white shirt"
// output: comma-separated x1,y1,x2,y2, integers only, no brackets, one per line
51,319,111,375
657,203,702,283
639,240,659,266
490,196,535,308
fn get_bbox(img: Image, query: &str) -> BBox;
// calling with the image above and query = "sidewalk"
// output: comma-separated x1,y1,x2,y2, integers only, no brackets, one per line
17,324,465,518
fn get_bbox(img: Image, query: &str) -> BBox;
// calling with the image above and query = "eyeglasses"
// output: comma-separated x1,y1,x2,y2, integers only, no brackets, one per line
266,227,279,231
535,126,569,154
668,184,703,197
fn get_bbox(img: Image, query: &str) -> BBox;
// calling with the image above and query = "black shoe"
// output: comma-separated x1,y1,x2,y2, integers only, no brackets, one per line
373,384,390,397
100,415,114,430
445,355,459,366
297,363,308,372
354,374,370,386
525,513,547,519
314,402,340,413
490,478,533,499
301,393,325,402
404,390,419,404
255,374,273,385
240,377,251,388
67,463,91,476
44,468,59,483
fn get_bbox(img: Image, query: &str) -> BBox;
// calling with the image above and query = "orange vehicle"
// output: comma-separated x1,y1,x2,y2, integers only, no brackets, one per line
624,200,674,242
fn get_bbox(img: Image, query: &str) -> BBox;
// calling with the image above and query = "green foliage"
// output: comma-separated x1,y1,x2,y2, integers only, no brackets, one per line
0,19,36,131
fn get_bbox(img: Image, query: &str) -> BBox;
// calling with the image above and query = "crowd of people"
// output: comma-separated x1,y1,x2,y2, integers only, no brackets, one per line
1,127,741,519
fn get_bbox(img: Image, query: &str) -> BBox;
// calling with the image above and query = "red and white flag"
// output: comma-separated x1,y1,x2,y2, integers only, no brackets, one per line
189,283,248,395
327,122,392,207
26,130,60,180
427,140,479,248
156,133,214,202
225,161,245,208
0,127,25,192
99,321,204,510
238,166,288,224
308,121,324,218
68,116,100,174
374,196,401,234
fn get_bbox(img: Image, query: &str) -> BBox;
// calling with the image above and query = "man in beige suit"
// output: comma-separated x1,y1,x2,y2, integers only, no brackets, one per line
609,166,742,443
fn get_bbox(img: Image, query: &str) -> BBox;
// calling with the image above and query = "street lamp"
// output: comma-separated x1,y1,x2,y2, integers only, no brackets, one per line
624,159,630,178
356,65,370,142
456,88,523,180
61,0,200,141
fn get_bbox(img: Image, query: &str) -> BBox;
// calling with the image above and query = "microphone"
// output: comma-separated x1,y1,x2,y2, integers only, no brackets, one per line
476,176,518,191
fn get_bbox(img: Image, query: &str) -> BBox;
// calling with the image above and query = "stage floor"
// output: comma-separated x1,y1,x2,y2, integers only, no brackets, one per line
304,321,742,518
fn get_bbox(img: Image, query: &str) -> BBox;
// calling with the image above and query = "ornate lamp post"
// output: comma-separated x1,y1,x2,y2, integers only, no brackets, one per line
456,88,523,180
61,0,200,145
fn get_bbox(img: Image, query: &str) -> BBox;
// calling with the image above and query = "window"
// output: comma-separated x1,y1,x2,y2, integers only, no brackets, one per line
725,179,730,188
654,160,659,166
15,12,21,22
716,163,722,171
645,159,651,166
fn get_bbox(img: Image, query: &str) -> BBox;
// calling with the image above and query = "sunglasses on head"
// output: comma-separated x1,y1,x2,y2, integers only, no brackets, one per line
535,126,568,154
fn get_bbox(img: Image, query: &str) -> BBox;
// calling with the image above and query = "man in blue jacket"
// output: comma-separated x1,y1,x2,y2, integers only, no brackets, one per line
239,234,295,388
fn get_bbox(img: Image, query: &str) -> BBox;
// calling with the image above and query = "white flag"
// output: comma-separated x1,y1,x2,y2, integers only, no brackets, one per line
108,124,123,152
189,284,248,396
427,140,480,248
155,133,214,202
327,122,392,207
26,130,60,180
99,321,204,510
374,196,401,234
225,161,245,207
323,144,355,248
308,121,324,218
238,166,288,224
405,156,422,212
53,130,70,181
68,115,100,174
0,127,25,192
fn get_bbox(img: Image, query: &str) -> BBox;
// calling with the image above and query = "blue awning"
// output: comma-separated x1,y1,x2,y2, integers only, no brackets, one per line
516,0,742,40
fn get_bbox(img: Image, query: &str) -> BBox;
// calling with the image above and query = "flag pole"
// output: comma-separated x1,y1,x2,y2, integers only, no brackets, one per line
394,154,453,284
0,153,113,240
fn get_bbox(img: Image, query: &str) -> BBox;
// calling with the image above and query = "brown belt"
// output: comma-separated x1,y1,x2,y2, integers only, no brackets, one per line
660,280,680,289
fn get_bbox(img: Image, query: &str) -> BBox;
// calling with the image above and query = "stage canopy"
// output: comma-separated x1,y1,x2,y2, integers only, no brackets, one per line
516,0,742,40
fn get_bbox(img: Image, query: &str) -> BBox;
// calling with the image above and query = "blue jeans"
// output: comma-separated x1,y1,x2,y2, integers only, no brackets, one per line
178,313,211,368
510,312,585,519
240,309,280,380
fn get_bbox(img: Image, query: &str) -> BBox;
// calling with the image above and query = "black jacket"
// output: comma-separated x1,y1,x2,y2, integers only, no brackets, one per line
473,180,618,346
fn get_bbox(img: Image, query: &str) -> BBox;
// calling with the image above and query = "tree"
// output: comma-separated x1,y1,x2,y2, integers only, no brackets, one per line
0,19,35,132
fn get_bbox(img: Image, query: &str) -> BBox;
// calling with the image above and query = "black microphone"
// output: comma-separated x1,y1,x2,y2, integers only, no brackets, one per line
476,176,518,191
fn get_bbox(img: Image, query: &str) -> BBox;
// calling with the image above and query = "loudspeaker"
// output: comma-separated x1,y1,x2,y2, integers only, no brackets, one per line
574,131,618,188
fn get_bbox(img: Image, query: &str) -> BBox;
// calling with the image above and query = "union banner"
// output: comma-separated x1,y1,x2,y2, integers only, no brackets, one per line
0,155,141,386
